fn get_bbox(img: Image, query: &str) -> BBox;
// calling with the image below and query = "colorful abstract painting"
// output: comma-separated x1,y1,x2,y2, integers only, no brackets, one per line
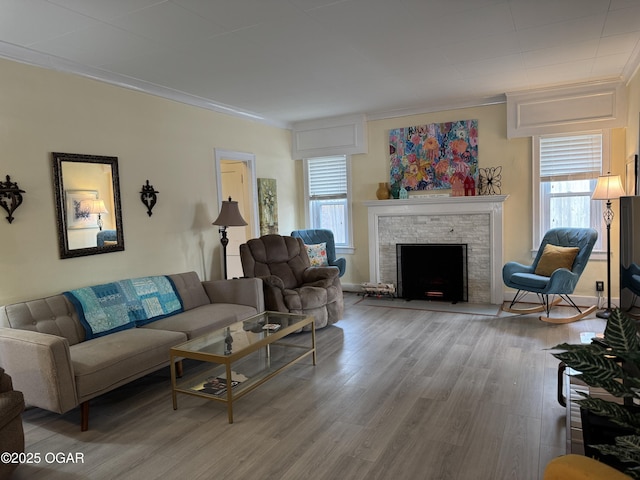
389,119,478,192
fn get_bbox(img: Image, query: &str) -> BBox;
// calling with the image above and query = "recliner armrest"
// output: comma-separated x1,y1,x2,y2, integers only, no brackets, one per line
303,266,339,283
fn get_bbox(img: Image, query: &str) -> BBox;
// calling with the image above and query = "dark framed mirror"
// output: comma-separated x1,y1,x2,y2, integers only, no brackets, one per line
52,152,125,259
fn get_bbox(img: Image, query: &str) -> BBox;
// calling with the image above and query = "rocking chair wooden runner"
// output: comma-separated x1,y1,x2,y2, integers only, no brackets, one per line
502,227,598,324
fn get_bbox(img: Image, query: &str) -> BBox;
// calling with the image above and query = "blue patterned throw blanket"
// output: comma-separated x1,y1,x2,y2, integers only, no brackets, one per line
64,276,183,339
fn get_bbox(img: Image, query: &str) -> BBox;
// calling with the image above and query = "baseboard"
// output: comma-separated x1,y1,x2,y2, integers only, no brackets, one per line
344,282,615,309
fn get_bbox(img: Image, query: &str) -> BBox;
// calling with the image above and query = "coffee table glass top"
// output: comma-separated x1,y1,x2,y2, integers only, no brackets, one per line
172,311,310,358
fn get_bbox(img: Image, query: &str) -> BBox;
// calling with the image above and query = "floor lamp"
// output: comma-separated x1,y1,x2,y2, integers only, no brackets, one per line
591,172,625,319
212,196,247,279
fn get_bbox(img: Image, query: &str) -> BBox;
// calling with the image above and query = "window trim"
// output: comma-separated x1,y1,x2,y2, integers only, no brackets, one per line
303,155,354,253
532,130,609,259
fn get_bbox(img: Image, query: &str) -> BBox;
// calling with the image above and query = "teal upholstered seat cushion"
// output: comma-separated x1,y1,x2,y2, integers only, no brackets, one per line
509,272,551,290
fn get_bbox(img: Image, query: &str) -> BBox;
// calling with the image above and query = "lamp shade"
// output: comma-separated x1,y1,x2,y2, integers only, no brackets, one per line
212,197,247,227
592,173,625,201
80,199,108,214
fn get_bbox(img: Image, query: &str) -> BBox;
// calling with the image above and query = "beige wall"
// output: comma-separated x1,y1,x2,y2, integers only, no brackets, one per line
0,58,293,305
2,55,638,306
345,103,629,301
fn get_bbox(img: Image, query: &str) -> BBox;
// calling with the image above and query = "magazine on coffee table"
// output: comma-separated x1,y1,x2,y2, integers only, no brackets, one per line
195,376,240,396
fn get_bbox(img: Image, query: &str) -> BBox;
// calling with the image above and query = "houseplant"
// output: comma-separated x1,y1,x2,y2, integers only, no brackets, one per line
552,308,640,478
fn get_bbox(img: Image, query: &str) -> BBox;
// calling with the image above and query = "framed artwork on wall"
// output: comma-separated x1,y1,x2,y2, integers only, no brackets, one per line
389,119,478,192
65,190,99,229
257,178,278,235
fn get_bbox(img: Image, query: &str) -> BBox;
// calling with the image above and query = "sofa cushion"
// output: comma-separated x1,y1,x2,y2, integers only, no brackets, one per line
70,328,186,401
141,303,258,339
168,272,211,311
0,295,85,345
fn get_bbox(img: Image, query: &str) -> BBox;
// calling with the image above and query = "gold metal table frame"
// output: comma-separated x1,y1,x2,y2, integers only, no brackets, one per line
170,311,316,423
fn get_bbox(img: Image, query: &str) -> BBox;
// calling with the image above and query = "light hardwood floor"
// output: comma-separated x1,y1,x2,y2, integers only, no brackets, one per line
12,294,606,480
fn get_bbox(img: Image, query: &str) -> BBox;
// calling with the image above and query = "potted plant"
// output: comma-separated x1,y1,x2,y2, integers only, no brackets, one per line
552,308,640,478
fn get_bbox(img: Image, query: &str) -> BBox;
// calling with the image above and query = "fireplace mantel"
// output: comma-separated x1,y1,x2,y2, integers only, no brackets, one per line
364,195,508,304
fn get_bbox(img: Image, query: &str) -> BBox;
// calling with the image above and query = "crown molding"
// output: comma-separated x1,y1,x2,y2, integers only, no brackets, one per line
0,41,290,130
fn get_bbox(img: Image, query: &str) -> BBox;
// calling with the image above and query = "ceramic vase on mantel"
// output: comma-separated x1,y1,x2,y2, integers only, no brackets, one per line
376,182,390,200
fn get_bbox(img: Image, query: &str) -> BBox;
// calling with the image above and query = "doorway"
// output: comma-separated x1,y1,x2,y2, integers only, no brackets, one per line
214,149,258,279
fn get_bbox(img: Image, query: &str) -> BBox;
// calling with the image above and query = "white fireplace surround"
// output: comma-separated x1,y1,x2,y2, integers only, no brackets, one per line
364,195,508,304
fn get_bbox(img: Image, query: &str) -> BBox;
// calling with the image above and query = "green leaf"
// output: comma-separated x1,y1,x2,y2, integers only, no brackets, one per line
605,309,640,352
553,349,626,381
578,397,640,432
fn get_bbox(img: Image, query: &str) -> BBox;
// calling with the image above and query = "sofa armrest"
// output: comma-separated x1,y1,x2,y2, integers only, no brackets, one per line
0,328,78,414
202,278,265,313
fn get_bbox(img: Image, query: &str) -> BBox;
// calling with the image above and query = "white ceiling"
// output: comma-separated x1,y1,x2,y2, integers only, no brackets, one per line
1,0,640,128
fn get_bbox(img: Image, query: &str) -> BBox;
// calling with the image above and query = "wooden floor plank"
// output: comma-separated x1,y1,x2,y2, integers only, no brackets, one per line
11,293,606,480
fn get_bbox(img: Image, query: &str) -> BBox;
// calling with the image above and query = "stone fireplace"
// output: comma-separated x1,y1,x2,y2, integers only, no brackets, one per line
364,195,508,304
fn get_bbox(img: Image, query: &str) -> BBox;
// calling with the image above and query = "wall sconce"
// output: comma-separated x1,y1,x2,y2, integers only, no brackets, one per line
212,197,247,279
0,175,25,224
140,180,158,217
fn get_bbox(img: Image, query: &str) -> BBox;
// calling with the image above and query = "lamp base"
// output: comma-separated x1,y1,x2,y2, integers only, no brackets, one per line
596,309,613,319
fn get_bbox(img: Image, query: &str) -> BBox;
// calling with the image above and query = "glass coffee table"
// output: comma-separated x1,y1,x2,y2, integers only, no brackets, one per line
170,311,316,423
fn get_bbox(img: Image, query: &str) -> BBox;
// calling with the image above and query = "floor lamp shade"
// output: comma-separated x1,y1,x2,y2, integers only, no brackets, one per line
592,173,625,203
591,173,625,318
212,197,247,279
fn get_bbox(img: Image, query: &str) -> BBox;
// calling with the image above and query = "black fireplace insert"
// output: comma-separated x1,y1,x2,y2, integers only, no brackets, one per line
396,243,468,302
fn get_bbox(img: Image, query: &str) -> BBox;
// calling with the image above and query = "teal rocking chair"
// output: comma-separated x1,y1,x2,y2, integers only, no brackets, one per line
502,227,598,323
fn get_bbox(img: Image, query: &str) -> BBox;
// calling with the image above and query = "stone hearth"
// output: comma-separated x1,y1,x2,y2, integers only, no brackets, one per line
364,195,508,304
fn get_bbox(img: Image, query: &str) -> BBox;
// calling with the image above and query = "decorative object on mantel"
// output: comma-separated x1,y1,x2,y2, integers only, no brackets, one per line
140,180,159,217
464,175,476,196
258,178,278,235
375,182,390,200
477,166,502,195
0,175,25,224
389,119,478,193
451,176,464,196
399,187,408,199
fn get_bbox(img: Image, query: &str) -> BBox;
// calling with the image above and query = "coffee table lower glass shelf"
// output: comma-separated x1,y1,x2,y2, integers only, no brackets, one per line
170,311,316,423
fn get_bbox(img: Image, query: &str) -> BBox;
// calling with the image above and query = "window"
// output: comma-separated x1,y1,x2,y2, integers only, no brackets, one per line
533,131,607,251
303,155,353,250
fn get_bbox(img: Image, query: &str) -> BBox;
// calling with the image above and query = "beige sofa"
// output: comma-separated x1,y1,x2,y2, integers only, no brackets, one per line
0,271,264,431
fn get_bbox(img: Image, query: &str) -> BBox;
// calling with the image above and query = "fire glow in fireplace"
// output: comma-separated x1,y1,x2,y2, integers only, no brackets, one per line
396,243,468,303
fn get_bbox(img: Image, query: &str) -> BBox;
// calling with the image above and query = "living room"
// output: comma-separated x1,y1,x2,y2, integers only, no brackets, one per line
1,1,640,479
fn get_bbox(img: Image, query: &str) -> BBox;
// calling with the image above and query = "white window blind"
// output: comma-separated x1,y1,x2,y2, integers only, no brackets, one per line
539,133,602,181
308,156,347,200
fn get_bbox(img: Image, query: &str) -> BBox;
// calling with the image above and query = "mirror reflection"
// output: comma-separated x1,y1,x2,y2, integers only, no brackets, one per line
52,152,124,258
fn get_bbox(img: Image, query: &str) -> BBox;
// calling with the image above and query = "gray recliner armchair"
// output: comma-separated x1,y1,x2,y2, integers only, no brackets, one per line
240,234,343,329
0,367,25,479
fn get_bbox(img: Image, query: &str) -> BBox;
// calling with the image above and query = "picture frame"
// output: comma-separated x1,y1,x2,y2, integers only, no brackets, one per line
65,190,99,229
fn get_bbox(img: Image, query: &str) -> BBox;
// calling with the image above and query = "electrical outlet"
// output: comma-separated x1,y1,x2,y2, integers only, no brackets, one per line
596,281,604,292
